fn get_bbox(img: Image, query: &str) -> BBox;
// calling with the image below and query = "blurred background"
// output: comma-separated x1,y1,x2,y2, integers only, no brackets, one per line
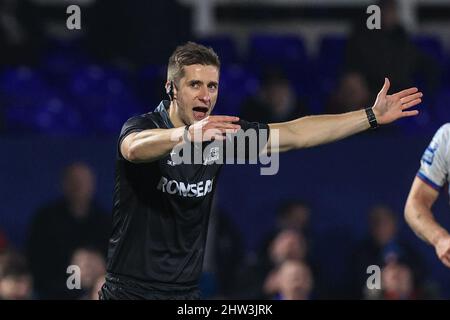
1,0,450,300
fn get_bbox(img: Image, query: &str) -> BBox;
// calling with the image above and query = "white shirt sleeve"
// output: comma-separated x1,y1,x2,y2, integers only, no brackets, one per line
417,124,450,190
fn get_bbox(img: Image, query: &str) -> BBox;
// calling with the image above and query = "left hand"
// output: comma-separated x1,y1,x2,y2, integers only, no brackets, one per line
372,77,422,125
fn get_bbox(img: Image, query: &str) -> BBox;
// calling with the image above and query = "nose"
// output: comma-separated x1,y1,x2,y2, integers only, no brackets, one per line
198,86,211,104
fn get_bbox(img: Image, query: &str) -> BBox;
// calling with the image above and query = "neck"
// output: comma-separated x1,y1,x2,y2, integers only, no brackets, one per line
168,100,185,128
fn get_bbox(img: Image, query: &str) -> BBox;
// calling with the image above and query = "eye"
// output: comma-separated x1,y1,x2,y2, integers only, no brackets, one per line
190,82,200,89
208,83,218,90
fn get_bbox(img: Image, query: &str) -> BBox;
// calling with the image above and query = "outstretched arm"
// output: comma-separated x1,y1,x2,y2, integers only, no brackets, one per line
121,116,240,163
405,177,450,268
268,78,422,152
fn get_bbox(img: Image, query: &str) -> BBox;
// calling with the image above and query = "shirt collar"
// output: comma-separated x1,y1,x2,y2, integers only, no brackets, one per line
154,100,175,128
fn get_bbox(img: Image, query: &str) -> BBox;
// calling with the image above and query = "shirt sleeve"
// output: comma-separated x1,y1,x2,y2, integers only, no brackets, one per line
417,124,450,190
117,114,158,160
224,119,270,161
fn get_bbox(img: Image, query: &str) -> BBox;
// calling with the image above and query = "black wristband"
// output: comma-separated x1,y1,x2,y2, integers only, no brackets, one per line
365,107,378,129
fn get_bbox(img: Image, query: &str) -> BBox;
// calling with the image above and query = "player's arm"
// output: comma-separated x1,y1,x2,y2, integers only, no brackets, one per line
121,127,185,163
121,115,240,163
404,177,450,268
267,78,422,152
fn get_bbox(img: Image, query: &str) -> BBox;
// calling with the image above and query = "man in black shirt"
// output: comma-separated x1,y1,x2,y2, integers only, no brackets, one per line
28,162,110,299
101,42,423,300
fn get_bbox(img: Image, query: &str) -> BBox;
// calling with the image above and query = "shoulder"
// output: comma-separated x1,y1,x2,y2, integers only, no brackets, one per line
436,123,450,136
122,112,160,129
33,199,67,222
430,123,450,147
118,112,163,141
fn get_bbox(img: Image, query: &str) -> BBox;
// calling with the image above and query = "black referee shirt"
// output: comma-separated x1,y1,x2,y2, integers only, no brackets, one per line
106,100,269,291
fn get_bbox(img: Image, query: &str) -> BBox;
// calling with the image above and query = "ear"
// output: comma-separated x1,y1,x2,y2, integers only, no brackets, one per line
170,81,178,100
165,81,171,94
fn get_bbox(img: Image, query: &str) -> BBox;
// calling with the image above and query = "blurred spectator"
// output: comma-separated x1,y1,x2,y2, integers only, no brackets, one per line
0,250,33,300
343,0,439,103
272,260,314,300
236,201,315,299
27,162,110,299
268,229,308,266
238,228,315,299
240,69,308,123
259,200,312,259
381,261,417,300
0,0,44,66
365,260,423,300
350,204,425,299
258,202,312,271
202,203,244,299
275,200,311,232
262,230,309,298
70,247,106,300
326,72,371,114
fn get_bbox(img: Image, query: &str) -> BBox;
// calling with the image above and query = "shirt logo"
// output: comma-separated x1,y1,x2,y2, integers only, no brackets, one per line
203,147,220,165
422,142,438,166
167,151,178,166
157,176,214,198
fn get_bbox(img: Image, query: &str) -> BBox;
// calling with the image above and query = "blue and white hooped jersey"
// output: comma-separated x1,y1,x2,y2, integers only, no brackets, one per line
417,123,450,192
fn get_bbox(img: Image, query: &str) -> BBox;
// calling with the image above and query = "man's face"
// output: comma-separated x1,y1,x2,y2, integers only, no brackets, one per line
63,164,95,204
278,262,313,300
0,275,32,300
173,64,219,125
71,249,106,289
370,210,397,246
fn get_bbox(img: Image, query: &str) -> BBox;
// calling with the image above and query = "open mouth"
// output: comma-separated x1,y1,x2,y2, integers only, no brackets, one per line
192,106,209,120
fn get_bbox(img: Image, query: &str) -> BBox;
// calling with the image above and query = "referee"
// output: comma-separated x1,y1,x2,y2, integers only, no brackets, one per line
100,42,423,300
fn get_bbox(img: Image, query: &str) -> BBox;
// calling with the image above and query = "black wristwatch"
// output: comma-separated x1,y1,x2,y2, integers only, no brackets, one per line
365,107,378,129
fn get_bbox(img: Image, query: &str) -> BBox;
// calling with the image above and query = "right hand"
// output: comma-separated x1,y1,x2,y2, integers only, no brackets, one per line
186,115,241,142
434,234,450,268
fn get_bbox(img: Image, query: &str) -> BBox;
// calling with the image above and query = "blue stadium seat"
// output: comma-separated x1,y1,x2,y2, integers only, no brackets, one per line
216,65,259,116
317,35,347,80
197,35,239,65
432,88,450,127
5,95,85,135
0,67,50,104
308,35,349,112
248,34,308,71
136,64,167,107
412,35,444,64
31,98,85,134
68,65,142,133
0,67,79,133
247,34,313,105
40,50,90,89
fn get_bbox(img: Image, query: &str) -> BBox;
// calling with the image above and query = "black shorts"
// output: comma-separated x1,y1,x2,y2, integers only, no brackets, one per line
99,274,201,300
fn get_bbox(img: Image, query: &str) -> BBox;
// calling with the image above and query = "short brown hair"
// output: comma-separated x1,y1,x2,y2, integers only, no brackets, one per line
167,42,220,83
